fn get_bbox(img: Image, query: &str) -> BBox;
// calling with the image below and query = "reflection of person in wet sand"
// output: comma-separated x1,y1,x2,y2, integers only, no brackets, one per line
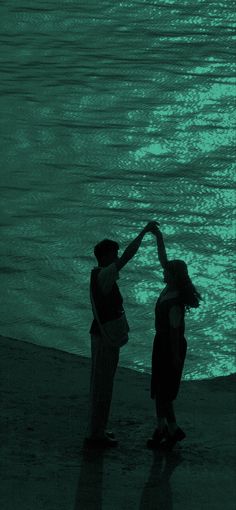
139,450,183,510
147,225,201,450
74,448,104,510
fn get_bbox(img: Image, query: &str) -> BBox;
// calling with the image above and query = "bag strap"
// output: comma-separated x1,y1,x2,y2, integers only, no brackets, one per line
90,287,106,337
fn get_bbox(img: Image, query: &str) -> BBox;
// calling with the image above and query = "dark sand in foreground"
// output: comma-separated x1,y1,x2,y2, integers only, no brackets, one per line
0,335,235,510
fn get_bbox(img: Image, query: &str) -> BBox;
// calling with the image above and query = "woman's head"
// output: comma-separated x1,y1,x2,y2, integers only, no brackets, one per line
164,259,201,309
164,260,188,286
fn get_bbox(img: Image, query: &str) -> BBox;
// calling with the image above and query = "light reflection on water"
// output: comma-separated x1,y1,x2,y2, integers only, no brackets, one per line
0,0,235,379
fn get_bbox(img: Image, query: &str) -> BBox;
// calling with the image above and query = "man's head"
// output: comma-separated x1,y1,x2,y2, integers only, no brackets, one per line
94,239,119,267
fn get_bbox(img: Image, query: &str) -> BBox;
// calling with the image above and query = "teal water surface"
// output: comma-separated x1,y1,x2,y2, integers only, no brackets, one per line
0,0,235,379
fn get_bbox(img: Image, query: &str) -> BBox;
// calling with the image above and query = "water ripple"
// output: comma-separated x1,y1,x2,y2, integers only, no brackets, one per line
0,0,235,379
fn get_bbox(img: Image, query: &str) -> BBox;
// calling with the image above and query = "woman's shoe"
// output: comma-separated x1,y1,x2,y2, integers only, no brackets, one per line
84,435,118,449
160,427,186,450
105,430,115,439
173,427,186,442
146,426,168,449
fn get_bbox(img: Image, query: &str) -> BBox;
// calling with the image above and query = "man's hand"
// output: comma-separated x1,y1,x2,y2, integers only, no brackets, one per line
150,223,162,236
116,220,160,271
143,220,160,234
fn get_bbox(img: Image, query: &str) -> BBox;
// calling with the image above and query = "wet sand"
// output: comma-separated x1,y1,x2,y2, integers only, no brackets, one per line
0,335,235,510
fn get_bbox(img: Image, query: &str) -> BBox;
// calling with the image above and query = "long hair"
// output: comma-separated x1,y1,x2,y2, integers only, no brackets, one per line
166,259,201,310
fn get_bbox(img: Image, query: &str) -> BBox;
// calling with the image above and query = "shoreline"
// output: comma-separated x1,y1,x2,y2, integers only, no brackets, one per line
0,335,235,510
0,333,234,382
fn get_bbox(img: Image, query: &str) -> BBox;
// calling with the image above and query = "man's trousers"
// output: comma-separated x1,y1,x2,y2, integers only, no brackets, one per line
88,334,120,438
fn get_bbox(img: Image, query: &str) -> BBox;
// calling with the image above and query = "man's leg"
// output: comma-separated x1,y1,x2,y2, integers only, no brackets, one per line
88,334,119,438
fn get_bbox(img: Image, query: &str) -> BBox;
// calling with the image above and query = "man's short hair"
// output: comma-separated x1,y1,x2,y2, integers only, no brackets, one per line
94,239,119,263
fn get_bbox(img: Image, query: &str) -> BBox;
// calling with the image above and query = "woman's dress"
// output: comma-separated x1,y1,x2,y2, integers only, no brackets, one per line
151,295,187,401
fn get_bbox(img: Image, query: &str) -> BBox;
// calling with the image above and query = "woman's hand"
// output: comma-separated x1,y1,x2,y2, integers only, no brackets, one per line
143,220,160,234
149,223,162,236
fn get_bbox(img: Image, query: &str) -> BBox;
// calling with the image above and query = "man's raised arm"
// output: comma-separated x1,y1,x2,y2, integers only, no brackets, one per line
116,221,159,271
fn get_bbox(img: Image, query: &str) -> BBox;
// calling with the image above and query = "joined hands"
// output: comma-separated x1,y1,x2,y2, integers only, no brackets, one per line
143,221,161,235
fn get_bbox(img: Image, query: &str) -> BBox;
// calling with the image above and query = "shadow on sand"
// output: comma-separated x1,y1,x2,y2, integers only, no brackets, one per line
74,444,183,510
139,449,183,510
74,446,104,510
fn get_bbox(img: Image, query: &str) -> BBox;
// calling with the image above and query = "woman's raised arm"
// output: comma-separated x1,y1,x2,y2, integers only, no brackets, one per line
151,225,168,268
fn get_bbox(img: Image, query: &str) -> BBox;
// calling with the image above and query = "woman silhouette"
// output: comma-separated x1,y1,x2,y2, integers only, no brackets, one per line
147,225,201,449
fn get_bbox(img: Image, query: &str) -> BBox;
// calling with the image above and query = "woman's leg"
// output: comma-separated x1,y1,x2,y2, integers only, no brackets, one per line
156,398,179,435
164,401,186,444
155,398,167,432
165,401,178,435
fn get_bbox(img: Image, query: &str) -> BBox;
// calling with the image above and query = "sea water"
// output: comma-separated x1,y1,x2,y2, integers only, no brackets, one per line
0,0,235,379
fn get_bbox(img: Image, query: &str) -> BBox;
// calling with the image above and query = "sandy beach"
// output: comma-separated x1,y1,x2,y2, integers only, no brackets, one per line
0,335,235,510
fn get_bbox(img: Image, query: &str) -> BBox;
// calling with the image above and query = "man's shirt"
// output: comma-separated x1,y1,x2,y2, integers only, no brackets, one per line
90,262,123,335
97,262,119,294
